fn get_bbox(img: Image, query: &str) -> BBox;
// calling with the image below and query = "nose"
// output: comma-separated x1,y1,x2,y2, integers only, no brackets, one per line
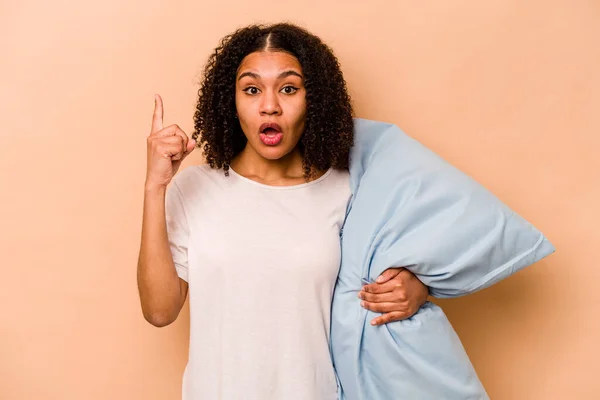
259,90,282,116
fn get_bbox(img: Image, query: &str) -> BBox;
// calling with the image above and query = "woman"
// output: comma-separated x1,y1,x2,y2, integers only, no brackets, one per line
137,23,428,399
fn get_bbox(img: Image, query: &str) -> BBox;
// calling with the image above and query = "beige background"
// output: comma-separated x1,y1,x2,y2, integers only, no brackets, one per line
1,0,598,398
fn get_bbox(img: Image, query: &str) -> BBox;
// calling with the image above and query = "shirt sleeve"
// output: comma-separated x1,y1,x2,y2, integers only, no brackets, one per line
165,180,189,282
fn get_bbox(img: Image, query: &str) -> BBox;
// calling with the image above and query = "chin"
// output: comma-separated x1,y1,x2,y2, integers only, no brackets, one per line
245,138,294,160
257,147,292,160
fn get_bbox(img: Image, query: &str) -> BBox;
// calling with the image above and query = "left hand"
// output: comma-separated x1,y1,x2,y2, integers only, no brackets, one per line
358,267,429,326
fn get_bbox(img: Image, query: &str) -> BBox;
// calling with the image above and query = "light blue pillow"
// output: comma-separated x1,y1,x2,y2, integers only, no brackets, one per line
331,118,555,399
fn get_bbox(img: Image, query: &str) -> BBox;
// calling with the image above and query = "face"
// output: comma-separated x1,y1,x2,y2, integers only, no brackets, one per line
235,51,306,161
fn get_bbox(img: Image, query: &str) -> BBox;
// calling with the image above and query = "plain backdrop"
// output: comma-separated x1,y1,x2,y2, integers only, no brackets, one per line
1,0,598,399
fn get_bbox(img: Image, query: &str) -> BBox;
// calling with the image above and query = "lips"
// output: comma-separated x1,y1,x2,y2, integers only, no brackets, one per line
258,122,284,146
259,122,282,134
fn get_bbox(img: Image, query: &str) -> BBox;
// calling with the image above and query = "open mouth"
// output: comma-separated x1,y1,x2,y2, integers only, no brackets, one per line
259,123,283,146
263,127,279,135
259,122,282,135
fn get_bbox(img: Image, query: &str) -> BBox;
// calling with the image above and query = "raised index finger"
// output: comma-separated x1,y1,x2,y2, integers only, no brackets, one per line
151,94,164,134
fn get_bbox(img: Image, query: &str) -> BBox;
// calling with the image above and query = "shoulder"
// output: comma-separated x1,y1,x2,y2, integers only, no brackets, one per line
324,168,350,185
172,164,220,185
314,168,350,195
170,164,226,197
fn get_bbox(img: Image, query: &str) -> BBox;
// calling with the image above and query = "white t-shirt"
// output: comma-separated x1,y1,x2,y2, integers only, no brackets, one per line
165,164,351,400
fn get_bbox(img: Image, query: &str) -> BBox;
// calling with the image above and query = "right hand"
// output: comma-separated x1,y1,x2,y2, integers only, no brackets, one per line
145,94,196,190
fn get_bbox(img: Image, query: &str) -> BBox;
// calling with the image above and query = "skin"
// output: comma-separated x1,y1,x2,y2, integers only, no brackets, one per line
138,94,194,327
361,268,429,325
230,51,310,185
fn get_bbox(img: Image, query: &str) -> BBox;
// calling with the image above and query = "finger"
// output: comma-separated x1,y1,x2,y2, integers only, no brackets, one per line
153,135,184,144
152,136,189,161
157,124,185,138
358,290,398,303
363,278,403,294
157,143,185,160
157,125,191,153
151,94,164,134
361,301,404,314
184,138,197,154
370,311,409,326
375,267,404,283
149,135,184,152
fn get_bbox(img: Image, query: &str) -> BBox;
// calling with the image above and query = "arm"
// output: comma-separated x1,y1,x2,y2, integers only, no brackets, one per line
136,94,195,327
137,184,188,327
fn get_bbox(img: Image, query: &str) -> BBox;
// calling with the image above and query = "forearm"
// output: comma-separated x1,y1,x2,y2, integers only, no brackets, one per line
137,184,185,327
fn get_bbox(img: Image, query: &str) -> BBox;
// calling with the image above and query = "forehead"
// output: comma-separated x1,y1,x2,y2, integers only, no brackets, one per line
237,51,302,76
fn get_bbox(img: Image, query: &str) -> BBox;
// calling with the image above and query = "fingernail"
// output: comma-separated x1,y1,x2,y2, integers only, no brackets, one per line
360,301,366,308
371,320,377,326
376,276,384,283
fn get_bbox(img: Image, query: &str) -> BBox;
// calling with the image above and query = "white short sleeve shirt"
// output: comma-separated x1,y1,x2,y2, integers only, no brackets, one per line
165,164,351,400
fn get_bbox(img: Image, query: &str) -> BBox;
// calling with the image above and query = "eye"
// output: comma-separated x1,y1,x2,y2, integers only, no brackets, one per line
243,87,260,95
280,86,298,94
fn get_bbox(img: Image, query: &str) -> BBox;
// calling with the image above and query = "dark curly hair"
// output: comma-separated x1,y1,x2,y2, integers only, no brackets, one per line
192,22,354,179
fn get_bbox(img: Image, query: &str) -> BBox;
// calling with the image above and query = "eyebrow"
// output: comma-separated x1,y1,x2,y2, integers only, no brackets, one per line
237,70,304,81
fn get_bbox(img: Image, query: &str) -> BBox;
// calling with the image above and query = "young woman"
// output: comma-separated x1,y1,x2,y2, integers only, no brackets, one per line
137,23,429,399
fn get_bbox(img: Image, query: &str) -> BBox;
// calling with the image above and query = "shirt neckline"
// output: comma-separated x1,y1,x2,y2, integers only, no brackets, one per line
227,166,334,190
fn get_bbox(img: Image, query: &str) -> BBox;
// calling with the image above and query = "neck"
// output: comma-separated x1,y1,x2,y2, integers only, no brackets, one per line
230,145,305,183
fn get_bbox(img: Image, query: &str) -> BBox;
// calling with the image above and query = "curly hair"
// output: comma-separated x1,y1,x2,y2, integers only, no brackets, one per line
192,22,354,179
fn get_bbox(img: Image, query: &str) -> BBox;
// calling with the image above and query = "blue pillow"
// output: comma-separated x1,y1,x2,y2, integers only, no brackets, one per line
331,118,555,399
